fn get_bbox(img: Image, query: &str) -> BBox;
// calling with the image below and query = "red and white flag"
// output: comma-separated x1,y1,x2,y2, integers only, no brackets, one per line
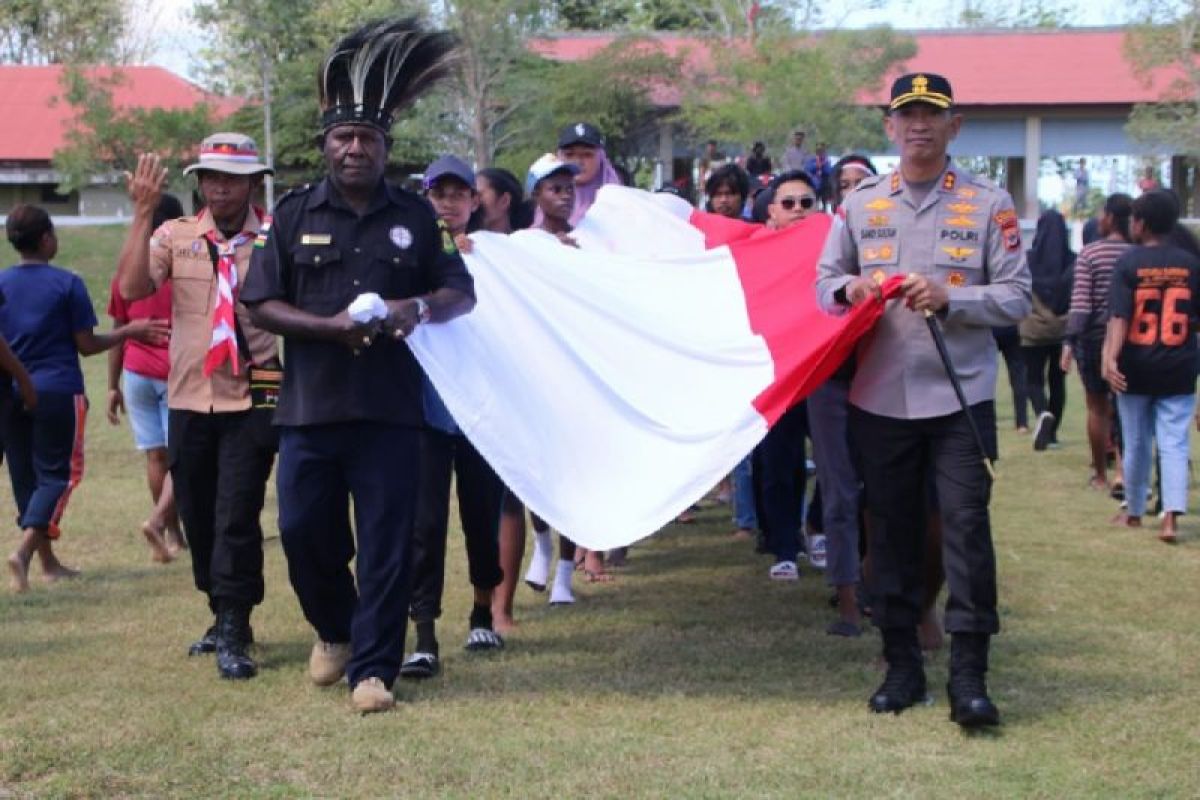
407,186,891,550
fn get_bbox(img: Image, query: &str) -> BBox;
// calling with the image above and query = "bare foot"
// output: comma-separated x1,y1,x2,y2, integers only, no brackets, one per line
1087,475,1108,492
730,528,754,541
1110,511,1142,528
142,521,173,563
41,562,81,583
583,552,613,583
165,527,188,553
7,552,30,594
492,612,517,635
1159,512,1179,544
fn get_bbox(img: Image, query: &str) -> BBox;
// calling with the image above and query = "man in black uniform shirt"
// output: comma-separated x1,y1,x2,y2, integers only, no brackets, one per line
241,18,471,713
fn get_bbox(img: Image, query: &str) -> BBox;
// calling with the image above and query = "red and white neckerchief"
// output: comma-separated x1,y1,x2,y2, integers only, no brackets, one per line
202,227,254,377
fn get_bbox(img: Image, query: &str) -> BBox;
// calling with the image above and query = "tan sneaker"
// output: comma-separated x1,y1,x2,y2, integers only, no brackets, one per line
309,641,351,687
351,677,395,713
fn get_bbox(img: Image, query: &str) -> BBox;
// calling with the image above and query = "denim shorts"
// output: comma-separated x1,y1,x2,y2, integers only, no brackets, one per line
124,369,169,451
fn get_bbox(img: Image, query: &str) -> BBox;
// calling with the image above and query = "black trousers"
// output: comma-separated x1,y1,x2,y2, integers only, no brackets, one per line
850,402,999,634
1022,343,1066,433
277,423,420,688
168,408,276,609
752,401,808,563
409,429,505,624
993,326,1028,428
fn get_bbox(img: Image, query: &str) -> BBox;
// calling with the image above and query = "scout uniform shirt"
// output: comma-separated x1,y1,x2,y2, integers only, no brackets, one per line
149,208,279,413
815,161,1032,420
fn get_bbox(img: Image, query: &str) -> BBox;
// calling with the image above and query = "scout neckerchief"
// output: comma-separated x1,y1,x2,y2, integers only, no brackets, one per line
202,227,254,377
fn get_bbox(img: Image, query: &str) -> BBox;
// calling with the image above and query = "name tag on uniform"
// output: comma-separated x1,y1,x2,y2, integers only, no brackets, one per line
301,233,333,246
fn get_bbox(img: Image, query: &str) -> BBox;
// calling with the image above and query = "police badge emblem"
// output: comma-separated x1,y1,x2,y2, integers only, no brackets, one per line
390,225,413,250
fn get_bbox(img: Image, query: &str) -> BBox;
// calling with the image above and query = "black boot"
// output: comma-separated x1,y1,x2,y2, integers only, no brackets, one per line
869,626,929,714
188,624,218,656
947,632,1000,728
215,604,258,680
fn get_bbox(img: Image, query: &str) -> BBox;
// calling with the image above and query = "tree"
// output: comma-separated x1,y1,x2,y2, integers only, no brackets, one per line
490,36,681,181
51,68,216,193
953,0,1077,28
1124,1,1200,211
439,0,548,167
1125,2,1200,156
678,27,916,156
0,0,130,64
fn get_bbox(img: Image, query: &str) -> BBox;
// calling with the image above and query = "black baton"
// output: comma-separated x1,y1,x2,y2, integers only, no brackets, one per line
922,309,997,480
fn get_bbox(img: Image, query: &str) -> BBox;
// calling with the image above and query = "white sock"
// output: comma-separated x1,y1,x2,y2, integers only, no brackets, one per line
549,558,575,605
523,529,553,588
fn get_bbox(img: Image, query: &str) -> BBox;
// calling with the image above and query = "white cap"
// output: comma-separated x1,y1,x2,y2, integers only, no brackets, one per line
525,153,581,194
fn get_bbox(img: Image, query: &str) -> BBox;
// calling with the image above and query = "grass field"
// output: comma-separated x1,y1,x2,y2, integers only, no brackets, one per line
1,226,1198,798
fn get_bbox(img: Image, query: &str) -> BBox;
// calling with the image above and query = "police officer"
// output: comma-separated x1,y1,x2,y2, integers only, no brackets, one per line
816,73,1031,727
240,18,470,713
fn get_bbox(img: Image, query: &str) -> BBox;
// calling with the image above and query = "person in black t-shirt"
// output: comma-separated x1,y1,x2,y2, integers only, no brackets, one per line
1102,190,1200,543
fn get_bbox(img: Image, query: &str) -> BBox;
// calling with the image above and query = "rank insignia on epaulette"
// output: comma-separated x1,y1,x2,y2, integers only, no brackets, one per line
942,172,956,191
890,172,901,192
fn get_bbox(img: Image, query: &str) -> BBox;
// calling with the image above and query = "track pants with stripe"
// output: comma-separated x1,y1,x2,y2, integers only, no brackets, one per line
3,391,86,538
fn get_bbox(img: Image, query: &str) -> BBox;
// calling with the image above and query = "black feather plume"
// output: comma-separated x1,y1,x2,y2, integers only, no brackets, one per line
318,16,458,133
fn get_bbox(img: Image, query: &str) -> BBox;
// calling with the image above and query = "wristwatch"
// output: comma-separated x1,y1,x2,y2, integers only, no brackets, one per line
414,296,431,324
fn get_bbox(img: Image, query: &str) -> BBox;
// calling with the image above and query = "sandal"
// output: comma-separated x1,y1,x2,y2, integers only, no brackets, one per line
584,569,614,583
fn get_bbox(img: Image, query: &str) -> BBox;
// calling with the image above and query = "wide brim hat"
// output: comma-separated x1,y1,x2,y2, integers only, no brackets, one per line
183,132,273,176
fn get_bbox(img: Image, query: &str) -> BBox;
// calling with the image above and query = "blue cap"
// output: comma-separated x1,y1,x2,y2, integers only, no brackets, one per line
423,155,475,190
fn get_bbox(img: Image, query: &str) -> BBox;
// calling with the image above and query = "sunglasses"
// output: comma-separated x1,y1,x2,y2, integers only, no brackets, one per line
778,195,816,211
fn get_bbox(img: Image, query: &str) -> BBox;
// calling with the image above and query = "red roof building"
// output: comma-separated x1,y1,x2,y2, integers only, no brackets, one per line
0,65,241,217
534,28,1188,215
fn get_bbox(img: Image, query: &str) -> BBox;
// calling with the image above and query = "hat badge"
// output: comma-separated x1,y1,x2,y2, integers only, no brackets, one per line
913,75,929,95
575,123,586,137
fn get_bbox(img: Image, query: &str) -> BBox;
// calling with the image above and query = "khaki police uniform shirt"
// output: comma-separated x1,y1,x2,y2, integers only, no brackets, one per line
148,208,279,413
816,161,1031,420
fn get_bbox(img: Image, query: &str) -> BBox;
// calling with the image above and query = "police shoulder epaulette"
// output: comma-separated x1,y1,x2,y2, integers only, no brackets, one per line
855,173,886,191
273,183,314,209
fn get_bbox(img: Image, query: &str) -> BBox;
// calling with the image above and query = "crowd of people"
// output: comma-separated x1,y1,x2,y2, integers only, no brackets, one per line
2,18,1197,727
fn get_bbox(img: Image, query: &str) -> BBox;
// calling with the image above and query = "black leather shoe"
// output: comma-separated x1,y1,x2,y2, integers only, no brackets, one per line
215,606,258,680
188,625,217,657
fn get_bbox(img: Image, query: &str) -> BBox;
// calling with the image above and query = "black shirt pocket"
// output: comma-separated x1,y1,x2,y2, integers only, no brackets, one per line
292,245,348,315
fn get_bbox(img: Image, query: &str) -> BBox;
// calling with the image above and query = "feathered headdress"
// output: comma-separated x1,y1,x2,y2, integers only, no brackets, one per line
318,16,458,134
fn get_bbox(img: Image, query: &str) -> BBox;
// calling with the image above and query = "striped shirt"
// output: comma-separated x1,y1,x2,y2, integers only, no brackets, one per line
1066,239,1133,340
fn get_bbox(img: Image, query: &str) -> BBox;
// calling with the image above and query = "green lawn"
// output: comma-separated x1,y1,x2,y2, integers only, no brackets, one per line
1,226,1198,798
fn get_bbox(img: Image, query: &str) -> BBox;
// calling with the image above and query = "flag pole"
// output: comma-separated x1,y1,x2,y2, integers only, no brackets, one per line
922,309,997,481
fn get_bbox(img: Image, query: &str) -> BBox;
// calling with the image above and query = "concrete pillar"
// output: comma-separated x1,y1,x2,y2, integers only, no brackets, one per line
1006,157,1025,215
1023,115,1041,220
657,120,674,187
